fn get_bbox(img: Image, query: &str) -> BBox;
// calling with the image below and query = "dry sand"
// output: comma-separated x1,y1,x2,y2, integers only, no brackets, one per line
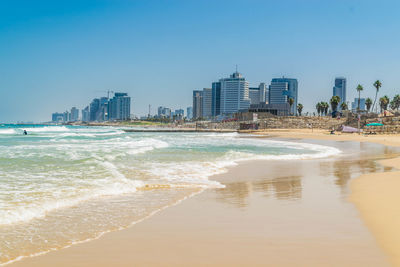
9,130,400,266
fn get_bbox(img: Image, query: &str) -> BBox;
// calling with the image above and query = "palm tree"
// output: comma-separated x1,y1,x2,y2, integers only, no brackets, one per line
297,103,303,116
356,84,363,112
288,97,294,115
365,98,373,113
316,102,322,116
330,96,341,112
393,94,400,111
372,80,382,113
322,102,329,116
379,95,390,113
390,99,396,110
340,102,348,111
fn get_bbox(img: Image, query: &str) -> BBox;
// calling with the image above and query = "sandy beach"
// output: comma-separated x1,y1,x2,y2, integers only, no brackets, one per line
7,131,400,266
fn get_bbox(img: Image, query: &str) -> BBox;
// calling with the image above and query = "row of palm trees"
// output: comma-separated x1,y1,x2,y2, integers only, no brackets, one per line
315,80,400,115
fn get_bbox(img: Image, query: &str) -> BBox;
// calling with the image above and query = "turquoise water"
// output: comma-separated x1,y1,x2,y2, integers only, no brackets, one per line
0,125,340,265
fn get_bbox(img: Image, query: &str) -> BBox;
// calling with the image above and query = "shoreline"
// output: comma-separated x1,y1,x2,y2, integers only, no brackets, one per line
7,131,400,266
250,129,400,266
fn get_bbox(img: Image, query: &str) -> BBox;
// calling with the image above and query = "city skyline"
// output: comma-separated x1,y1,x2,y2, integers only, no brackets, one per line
1,0,400,122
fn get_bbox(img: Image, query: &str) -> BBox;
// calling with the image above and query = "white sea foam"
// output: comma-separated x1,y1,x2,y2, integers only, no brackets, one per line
0,166,145,226
0,128,341,227
0,129,17,134
23,126,70,133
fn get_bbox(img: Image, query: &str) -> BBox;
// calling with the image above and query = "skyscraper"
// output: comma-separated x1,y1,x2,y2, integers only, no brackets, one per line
211,82,221,117
269,77,298,115
192,90,203,119
89,98,100,121
351,98,366,111
186,107,193,120
157,106,171,118
108,93,131,121
249,83,268,105
174,109,184,120
81,106,89,122
259,83,268,103
249,87,260,105
70,107,79,121
51,112,64,122
333,77,346,110
202,88,212,118
220,71,250,114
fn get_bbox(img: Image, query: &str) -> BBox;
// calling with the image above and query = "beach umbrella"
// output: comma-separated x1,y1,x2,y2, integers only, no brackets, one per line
366,123,384,126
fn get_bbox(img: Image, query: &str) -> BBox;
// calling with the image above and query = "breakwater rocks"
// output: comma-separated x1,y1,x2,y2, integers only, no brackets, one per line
365,116,400,134
195,116,347,130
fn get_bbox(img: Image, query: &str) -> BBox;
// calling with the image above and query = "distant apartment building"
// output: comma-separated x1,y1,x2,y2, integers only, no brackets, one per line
202,88,212,118
70,107,79,122
89,98,100,121
219,71,250,114
333,77,346,110
211,82,221,117
157,106,172,118
352,98,366,111
186,107,193,120
174,109,184,120
108,93,131,121
269,77,298,115
193,90,203,119
63,111,70,122
89,97,108,121
82,106,89,122
249,83,268,105
51,112,64,123
249,87,260,105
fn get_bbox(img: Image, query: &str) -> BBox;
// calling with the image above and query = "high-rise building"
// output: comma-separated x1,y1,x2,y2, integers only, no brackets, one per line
333,77,346,110
186,107,193,120
89,98,100,121
108,93,131,121
351,98,366,111
70,107,79,122
51,112,64,122
157,106,171,118
82,106,89,122
269,77,298,115
202,88,212,118
193,90,203,119
220,71,250,114
174,109,184,120
211,82,221,117
249,83,268,105
259,83,268,103
98,97,109,121
63,111,70,122
249,87,260,105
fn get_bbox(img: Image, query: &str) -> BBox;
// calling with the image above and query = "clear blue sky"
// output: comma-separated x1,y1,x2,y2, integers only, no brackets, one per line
1,0,399,122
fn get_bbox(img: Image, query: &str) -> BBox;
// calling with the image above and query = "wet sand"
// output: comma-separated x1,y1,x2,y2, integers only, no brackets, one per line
350,156,400,266
10,137,400,266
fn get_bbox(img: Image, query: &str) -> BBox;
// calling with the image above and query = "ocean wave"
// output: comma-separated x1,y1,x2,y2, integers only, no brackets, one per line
23,126,70,133
0,169,144,226
0,129,17,134
0,132,341,227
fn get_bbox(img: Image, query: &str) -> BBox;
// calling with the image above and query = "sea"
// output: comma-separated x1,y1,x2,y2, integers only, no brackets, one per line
0,124,341,265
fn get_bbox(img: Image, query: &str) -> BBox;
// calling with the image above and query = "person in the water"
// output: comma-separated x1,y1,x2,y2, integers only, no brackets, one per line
23,130,27,135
